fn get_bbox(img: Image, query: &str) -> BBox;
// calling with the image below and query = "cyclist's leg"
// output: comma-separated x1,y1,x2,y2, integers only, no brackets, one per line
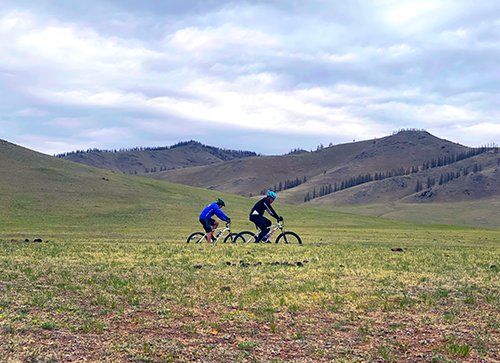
210,219,219,241
200,218,215,243
261,217,272,242
250,215,270,243
207,218,219,242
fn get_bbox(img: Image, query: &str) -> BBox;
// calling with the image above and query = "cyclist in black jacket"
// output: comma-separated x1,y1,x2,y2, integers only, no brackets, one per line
250,191,283,243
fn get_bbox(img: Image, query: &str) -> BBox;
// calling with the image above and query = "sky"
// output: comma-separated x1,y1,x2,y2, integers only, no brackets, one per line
1,0,499,155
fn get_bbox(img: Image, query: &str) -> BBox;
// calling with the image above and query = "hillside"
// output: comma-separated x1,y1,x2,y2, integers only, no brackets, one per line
10,130,500,230
1,138,402,239
301,149,500,227
0,139,251,238
58,140,257,174
304,149,500,205
145,130,472,202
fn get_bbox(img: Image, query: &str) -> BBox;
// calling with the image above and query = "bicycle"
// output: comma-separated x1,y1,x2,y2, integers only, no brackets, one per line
234,219,302,244
186,222,237,244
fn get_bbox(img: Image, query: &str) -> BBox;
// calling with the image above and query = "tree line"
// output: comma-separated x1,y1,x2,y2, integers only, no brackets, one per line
304,145,498,202
260,176,307,196
54,140,257,160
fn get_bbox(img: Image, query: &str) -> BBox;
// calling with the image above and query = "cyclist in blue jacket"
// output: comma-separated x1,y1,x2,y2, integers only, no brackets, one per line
250,191,283,243
199,198,230,243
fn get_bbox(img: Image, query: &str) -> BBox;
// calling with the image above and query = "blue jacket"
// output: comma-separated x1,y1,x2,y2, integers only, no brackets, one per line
199,202,230,221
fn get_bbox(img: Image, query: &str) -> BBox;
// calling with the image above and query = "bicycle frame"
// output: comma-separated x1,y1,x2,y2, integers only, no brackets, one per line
235,219,301,244
193,222,232,244
250,221,285,242
211,223,232,243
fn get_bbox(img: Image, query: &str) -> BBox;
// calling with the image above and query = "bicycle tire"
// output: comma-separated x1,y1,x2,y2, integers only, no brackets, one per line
234,231,256,243
223,233,238,243
186,232,205,244
275,231,302,244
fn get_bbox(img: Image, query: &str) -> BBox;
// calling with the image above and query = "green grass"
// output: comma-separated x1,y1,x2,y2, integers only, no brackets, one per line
2,230,500,361
320,198,500,230
1,140,500,361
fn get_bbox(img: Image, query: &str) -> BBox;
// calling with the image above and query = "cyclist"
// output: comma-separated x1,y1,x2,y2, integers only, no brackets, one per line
199,198,231,243
250,191,283,243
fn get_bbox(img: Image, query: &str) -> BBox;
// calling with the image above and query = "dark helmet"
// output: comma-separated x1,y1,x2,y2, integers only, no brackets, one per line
216,198,225,207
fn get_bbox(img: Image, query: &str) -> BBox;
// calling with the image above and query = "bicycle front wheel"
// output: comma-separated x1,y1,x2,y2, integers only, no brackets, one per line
187,232,205,244
223,233,238,243
276,231,302,244
234,231,256,243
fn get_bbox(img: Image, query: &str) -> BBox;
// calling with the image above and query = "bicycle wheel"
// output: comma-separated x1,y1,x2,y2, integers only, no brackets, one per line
223,233,238,243
187,232,205,244
234,231,256,243
275,231,302,244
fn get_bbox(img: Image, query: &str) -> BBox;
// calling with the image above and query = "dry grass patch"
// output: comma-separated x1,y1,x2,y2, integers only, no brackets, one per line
1,232,500,362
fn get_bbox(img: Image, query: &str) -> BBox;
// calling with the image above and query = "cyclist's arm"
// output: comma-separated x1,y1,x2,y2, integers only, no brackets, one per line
264,200,279,219
215,206,230,222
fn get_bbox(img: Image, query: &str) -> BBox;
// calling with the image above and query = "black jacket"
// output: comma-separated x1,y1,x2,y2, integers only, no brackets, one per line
250,197,279,219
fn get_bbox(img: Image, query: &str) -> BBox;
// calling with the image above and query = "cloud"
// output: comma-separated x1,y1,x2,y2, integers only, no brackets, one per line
13,134,98,155
12,108,49,117
0,10,163,86
44,116,93,128
325,53,360,63
456,123,500,137
1,1,500,155
80,127,129,142
166,25,280,52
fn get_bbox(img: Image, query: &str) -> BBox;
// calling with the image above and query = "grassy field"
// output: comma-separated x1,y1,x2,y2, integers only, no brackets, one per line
316,198,500,230
2,141,500,362
2,211,500,362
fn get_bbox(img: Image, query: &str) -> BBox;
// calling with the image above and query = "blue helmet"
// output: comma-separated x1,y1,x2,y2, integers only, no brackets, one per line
267,191,277,199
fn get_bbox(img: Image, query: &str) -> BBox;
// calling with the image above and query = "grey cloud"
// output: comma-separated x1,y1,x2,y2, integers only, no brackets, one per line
2,0,500,155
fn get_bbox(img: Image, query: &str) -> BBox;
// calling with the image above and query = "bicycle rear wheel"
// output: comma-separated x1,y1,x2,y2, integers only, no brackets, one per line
275,231,302,244
187,232,205,244
234,231,256,243
223,233,238,243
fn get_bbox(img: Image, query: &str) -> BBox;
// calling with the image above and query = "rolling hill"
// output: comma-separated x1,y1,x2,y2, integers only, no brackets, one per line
57,140,257,174
145,130,475,202
2,138,410,240
5,129,500,230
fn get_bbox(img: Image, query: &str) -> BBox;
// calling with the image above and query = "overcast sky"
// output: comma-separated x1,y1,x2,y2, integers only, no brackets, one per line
1,0,499,155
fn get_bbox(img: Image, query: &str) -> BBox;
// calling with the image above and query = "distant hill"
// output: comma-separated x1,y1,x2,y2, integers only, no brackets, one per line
1,138,407,239
0,139,258,238
3,135,500,230
57,140,257,174
145,130,476,202
306,150,500,205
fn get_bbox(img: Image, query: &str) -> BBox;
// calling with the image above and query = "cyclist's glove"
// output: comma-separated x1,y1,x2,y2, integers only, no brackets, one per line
227,218,231,223
277,216,283,222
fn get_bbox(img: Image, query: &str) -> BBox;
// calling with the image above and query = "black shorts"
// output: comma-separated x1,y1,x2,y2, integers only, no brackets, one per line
199,218,216,233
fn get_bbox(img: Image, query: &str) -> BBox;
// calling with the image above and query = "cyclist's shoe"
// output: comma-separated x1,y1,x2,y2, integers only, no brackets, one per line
265,240,272,244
